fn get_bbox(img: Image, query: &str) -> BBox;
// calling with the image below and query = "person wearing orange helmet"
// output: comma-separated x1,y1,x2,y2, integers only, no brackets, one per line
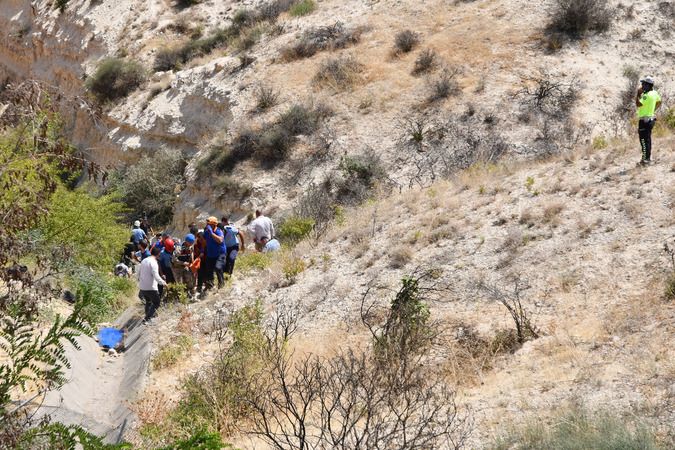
198,216,224,298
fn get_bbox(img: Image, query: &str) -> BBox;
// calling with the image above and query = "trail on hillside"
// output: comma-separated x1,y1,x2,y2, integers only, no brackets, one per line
36,308,149,444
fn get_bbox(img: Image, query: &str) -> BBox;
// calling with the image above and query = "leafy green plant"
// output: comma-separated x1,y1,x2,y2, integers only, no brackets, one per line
278,217,314,244
86,58,146,102
282,256,305,283
289,0,316,16
16,422,130,449
164,283,189,305
236,252,272,273
172,301,266,435
68,270,133,325
592,135,608,149
108,149,186,226
159,429,232,449
40,186,128,270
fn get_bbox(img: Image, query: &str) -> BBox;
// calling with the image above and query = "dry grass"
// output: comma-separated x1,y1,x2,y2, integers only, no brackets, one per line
542,200,564,225
388,245,413,268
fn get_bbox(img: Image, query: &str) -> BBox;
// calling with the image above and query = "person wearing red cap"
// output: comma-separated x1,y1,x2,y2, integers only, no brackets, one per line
158,237,176,286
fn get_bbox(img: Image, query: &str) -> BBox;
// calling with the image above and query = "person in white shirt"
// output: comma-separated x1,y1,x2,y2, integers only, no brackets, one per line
248,209,275,252
138,247,166,324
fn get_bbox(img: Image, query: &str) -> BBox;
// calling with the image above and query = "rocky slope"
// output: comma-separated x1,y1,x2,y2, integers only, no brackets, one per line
1,0,673,223
138,133,675,448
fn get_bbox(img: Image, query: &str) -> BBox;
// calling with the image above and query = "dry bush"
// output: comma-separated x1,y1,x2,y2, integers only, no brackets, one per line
477,276,540,345
253,84,279,112
388,245,413,268
519,208,535,227
132,390,174,427
542,201,565,225
281,22,364,60
615,66,640,120
427,68,461,103
86,58,146,102
546,0,614,39
513,73,577,120
576,216,601,238
312,55,363,90
412,49,438,75
393,29,420,54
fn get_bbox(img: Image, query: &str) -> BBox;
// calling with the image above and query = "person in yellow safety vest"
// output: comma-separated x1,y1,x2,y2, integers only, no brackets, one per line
635,76,662,165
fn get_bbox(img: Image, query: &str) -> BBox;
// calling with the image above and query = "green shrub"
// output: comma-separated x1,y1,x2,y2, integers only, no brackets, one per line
172,301,266,434
592,135,608,149
152,334,195,370
164,283,189,305
69,270,129,324
282,256,305,283
236,252,272,273
289,0,316,16
109,276,136,297
278,217,314,243
86,58,146,102
108,149,186,226
159,429,232,450
154,28,233,72
40,186,128,271
492,406,661,450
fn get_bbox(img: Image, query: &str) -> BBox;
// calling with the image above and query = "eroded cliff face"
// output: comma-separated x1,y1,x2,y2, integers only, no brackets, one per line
0,0,233,168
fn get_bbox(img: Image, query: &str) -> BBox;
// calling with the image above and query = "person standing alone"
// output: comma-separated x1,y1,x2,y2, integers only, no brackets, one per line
636,76,662,165
138,246,166,324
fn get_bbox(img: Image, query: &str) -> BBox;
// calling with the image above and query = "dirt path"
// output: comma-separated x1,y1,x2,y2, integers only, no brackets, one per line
36,308,149,444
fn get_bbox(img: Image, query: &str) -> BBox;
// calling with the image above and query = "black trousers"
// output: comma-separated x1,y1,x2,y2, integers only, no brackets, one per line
141,289,161,321
224,245,239,276
215,253,227,288
638,118,655,161
199,256,218,292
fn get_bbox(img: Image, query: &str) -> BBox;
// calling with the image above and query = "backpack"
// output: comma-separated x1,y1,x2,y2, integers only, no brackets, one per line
224,226,239,248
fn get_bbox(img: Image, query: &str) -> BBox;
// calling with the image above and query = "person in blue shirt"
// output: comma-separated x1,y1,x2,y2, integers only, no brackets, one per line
199,216,224,296
218,216,246,279
261,236,281,253
130,220,147,249
134,240,151,262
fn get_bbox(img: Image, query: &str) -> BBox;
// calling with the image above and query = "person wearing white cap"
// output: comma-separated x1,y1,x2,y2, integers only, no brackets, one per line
636,76,662,165
130,220,147,249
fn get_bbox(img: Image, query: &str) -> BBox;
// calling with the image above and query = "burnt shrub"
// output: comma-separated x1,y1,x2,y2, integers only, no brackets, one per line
546,0,614,39
86,58,146,102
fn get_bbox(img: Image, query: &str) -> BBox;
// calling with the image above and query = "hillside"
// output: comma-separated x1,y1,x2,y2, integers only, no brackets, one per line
135,133,675,448
1,0,673,226
1,0,675,448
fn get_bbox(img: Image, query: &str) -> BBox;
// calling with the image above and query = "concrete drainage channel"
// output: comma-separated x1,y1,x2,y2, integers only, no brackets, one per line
36,307,150,444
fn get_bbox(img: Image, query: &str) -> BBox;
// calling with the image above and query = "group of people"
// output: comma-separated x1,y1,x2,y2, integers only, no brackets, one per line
117,210,280,324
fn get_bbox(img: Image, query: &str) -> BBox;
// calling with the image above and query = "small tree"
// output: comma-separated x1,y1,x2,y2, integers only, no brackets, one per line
108,149,186,226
